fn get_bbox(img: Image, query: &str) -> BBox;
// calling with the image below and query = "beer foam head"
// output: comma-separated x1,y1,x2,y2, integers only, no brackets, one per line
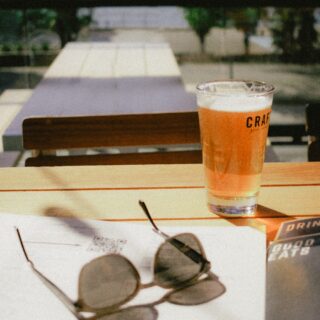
197,81,274,112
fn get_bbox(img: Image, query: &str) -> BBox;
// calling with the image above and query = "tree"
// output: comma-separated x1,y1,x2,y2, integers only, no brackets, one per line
227,8,260,55
184,8,224,54
26,8,91,48
55,8,91,47
0,10,23,43
271,8,318,63
25,9,56,33
297,8,318,63
271,8,298,62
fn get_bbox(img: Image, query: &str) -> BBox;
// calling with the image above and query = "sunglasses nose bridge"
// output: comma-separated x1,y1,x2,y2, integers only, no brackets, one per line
202,260,211,273
204,260,212,271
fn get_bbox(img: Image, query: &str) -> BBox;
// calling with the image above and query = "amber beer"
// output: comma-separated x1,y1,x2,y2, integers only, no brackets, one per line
197,80,275,216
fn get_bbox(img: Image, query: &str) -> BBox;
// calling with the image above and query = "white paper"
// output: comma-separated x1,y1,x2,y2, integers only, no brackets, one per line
0,213,266,320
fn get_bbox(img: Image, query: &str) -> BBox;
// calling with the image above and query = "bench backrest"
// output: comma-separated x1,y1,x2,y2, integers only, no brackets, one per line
23,112,202,166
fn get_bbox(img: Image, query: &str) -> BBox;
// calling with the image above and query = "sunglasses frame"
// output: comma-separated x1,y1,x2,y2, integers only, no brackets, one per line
77,254,142,313
87,305,159,320
153,232,211,289
15,201,224,320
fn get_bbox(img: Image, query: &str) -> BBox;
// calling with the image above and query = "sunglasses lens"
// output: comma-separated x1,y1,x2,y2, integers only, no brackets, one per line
98,306,158,320
154,233,205,288
166,278,226,305
79,254,140,310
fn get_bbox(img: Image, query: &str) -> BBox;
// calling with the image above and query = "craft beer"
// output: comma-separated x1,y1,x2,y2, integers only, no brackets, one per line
197,81,274,216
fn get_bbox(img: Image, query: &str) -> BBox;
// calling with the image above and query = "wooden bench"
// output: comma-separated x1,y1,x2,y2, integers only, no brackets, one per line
4,42,192,154
268,103,320,161
22,111,282,167
22,112,202,166
268,124,307,145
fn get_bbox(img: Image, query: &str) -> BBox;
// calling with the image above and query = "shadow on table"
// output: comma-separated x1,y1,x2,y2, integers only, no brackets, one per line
43,206,101,238
225,205,296,243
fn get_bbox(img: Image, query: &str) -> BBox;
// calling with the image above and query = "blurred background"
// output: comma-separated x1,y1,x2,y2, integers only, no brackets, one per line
0,1,319,163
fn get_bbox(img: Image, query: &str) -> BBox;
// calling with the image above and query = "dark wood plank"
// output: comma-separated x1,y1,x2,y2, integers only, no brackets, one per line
25,150,202,167
23,111,282,165
306,103,320,161
268,124,306,144
23,112,200,150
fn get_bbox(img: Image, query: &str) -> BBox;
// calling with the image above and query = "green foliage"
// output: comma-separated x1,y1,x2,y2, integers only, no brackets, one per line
271,8,319,63
55,8,92,47
31,44,39,52
184,7,225,53
26,9,57,33
16,43,24,52
228,8,260,33
0,8,92,49
184,7,260,55
297,9,318,63
1,43,12,52
41,42,50,51
227,8,260,55
0,10,23,41
271,9,298,60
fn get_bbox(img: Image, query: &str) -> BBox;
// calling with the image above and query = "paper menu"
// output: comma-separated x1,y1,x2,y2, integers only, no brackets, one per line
0,213,266,320
275,217,320,240
266,217,320,320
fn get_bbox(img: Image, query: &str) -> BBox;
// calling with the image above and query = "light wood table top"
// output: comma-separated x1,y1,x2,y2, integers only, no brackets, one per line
3,42,195,151
0,162,319,241
45,42,181,78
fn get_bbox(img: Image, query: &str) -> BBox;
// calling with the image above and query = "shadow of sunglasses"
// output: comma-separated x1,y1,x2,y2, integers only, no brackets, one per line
16,201,226,320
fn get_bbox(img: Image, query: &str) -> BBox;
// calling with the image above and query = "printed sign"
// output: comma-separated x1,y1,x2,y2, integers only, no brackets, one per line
275,217,320,240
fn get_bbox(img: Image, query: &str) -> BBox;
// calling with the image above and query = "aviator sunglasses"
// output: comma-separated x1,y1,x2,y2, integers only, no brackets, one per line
16,201,226,320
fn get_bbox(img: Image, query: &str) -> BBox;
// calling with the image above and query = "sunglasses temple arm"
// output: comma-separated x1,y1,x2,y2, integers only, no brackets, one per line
139,200,170,239
32,267,84,320
168,237,211,267
15,228,84,320
138,201,210,267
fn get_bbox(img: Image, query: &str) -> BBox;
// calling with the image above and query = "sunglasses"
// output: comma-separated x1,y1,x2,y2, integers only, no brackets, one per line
16,201,226,320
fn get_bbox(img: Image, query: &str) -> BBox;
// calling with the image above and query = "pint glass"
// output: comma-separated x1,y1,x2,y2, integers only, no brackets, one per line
197,80,275,216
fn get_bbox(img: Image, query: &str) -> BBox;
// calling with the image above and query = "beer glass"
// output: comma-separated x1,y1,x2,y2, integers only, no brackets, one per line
197,80,275,216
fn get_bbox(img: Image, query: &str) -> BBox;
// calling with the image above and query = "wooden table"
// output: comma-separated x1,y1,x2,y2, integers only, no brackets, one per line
3,42,195,151
0,162,319,242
